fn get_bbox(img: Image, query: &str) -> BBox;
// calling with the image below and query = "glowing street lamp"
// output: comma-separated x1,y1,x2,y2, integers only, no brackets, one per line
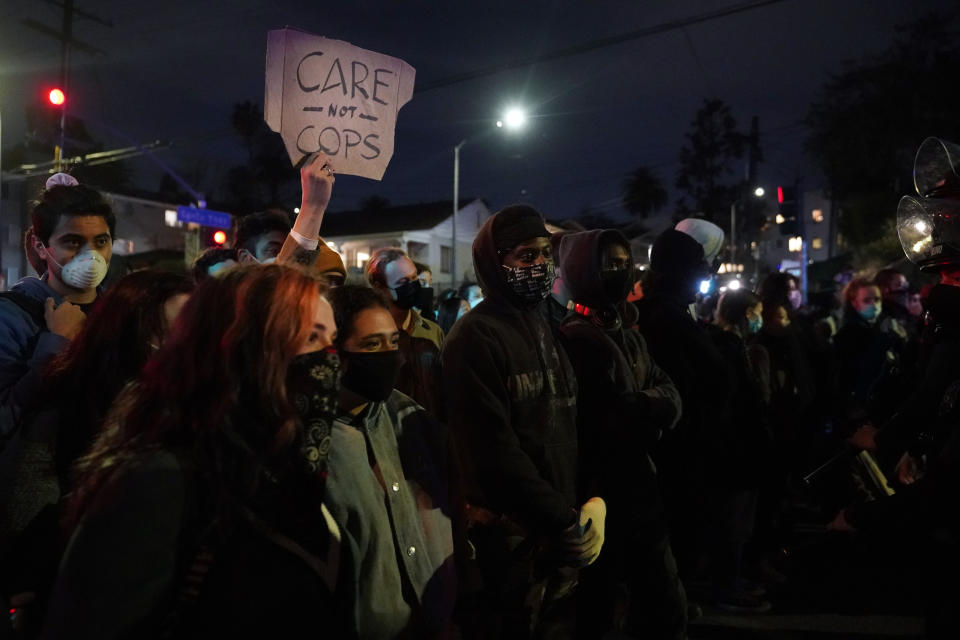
496,107,527,131
453,106,528,283
754,186,765,198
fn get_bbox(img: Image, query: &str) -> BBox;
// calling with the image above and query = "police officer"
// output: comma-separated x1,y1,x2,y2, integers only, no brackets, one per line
831,137,960,638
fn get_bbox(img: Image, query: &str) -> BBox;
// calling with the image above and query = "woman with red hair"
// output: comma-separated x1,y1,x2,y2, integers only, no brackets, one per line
42,264,345,638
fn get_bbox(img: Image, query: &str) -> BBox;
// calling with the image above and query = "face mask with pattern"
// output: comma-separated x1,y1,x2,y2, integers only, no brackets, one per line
502,262,556,305
286,347,341,477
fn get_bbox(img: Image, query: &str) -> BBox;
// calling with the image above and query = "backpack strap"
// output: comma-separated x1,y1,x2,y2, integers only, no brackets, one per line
0,292,46,330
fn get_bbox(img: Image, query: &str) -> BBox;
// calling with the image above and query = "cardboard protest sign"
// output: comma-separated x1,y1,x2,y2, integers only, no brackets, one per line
265,28,415,181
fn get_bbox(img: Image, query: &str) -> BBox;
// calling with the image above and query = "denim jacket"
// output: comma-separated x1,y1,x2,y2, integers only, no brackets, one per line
324,390,456,639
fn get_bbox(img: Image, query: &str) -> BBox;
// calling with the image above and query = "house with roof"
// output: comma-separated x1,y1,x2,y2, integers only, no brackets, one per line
320,198,491,289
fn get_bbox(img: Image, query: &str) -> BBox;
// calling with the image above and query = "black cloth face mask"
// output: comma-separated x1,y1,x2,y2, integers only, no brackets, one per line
286,347,341,477
600,268,632,304
414,286,435,314
391,280,422,310
340,349,402,402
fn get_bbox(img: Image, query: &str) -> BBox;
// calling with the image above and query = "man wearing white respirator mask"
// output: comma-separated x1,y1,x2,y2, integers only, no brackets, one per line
0,173,114,440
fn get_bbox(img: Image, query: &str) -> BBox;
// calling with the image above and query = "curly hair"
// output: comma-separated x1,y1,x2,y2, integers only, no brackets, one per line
234,210,292,254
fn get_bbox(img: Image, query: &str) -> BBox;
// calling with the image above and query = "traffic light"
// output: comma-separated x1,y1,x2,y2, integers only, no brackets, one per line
203,228,228,247
48,88,66,107
776,185,799,236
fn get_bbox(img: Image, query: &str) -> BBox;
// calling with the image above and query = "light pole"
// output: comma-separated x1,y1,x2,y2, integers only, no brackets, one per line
451,106,526,288
452,139,466,288
730,185,766,266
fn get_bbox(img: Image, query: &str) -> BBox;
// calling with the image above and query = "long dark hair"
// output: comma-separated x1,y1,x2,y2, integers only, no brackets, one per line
328,284,389,350
66,265,326,527
717,288,761,338
47,270,193,473
758,272,798,318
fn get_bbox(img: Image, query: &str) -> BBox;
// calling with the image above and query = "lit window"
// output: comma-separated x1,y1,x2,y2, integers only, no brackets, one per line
357,251,370,268
788,236,803,252
812,237,823,250
811,209,824,223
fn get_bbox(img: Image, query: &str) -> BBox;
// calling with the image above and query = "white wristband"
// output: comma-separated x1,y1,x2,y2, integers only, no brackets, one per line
290,228,319,251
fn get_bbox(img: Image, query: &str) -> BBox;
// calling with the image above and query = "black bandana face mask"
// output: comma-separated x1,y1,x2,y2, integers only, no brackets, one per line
391,280,422,310
286,347,341,477
502,262,556,305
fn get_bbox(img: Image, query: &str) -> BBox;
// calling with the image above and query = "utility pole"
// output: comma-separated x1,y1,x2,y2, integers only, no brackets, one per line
23,0,111,169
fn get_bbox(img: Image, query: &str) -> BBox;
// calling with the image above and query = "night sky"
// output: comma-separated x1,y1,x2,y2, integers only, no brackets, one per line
0,0,951,226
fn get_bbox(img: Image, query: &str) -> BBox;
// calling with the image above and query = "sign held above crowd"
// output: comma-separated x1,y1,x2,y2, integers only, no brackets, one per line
265,28,416,181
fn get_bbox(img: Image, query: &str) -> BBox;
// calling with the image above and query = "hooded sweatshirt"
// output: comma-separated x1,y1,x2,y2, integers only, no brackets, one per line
557,230,681,540
440,206,578,535
634,230,727,495
0,277,70,439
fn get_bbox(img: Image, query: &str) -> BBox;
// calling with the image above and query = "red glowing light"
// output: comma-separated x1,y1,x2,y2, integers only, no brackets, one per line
212,230,227,245
777,186,784,205
48,88,66,106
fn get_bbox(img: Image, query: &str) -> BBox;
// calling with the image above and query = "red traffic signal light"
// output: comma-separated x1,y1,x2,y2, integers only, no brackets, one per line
212,230,227,245
48,88,66,106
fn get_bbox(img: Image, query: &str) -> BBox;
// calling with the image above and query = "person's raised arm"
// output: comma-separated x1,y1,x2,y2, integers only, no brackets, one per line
278,153,341,271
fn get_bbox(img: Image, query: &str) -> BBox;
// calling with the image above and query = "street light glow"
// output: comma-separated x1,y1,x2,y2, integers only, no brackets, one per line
754,187,765,197
502,107,526,131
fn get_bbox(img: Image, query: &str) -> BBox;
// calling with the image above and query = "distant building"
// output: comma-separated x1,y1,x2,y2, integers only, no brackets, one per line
757,187,835,277
0,182,216,288
321,198,491,290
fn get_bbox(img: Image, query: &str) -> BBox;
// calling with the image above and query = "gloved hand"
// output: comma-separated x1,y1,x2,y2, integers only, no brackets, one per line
558,497,606,567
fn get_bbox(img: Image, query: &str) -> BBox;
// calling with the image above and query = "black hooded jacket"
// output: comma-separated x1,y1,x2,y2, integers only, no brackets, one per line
440,208,579,535
557,230,681,540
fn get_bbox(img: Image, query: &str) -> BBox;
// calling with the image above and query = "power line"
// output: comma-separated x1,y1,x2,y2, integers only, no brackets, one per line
415,0,790,93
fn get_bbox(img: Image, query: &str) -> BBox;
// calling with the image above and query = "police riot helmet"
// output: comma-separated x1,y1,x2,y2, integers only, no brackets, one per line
898,137,960,272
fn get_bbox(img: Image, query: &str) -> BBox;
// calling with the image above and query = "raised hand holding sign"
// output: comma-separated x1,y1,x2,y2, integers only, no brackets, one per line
265,28,415,180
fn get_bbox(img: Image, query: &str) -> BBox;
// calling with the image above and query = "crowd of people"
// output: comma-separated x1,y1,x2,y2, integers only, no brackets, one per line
0,139,959,639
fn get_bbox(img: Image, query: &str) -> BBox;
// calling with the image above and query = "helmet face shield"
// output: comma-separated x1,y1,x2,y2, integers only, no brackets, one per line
914,137,960,198
897,195,960,270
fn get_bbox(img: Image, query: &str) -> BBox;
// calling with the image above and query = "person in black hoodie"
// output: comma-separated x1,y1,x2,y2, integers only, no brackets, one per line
441,204,605,639
556,229,685,639
633,229,727,589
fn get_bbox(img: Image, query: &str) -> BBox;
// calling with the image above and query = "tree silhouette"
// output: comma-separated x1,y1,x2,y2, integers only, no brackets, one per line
806,12,960,246
675,99,748,225
622,166,668,218
220,101,299,214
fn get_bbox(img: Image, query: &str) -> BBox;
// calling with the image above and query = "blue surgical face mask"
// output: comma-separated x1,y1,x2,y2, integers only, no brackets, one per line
747,315,763,334
858,303,882,323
